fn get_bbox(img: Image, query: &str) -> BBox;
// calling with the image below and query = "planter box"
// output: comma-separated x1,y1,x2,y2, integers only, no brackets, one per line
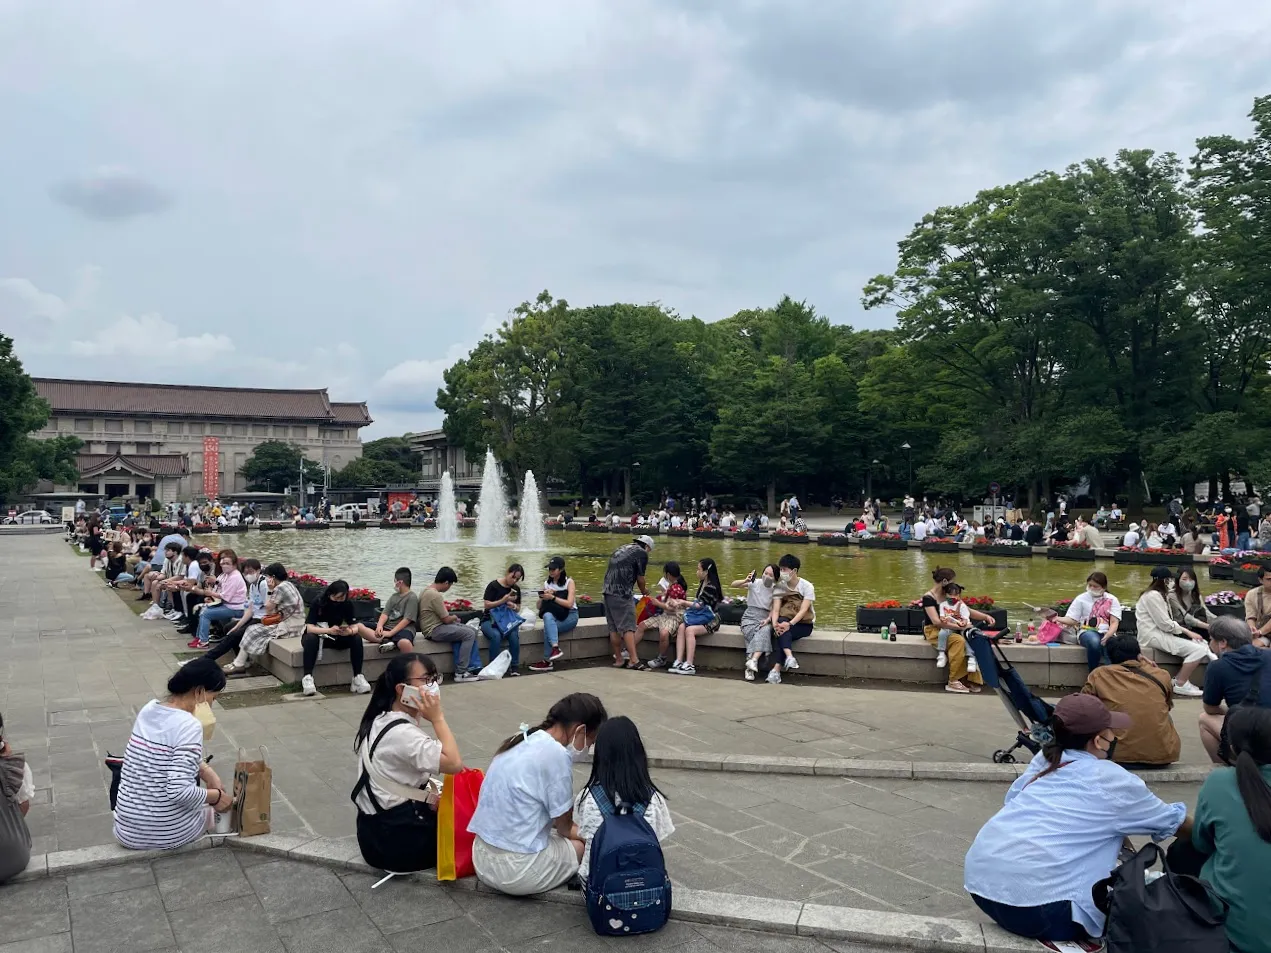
1210,603,1245,618
297,585,323,606
693,530,725,539
628,527,659,536
733,531,760,541
458,519,477,528
344,521,368,529
1233,568,1260,588
1209,564,1233,581
920,540,960,553
1114,551,1193,565
667,529,692,537
584,525,611,533
564,523,585,532
545,523,565,531
972,545,1032,558
856,606,908,633
296,522,330,530
259,522,285,531
217,525,248,534
192,524,214,533
772,534,810,545
1047,546,1096,561
1119,608,1136,635
378,520,412,529
717,603,745,625
860,537,908,550
577,603,603,619
352,599,382,623
420,518,436,528
817,536,851,547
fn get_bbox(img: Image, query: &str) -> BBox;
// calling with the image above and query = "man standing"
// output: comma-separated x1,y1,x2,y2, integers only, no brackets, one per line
788,495,800,523
603,535,653,669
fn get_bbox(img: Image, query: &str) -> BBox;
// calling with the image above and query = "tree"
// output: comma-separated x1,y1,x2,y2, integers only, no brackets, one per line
241,441,323,493
0,334,82,502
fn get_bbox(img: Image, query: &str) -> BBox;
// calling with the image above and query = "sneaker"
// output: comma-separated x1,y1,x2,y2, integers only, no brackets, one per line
378,640,397,654
1173,680,1203,697
936,650,947,669
744,668,756,682
766,667,782,685
966,654,978,673
453,671,480,683
163,611,182,621
549,646,564,662
301,674,317,696
744,657,758,675
621,649,630,661
135,593,151,602
350,674,371,694
647,655,668,669
945,680,971,694
186,638,204,649
529,660,554,673
667,660,683,672
784,655,800,672
507,669,521,677
669,662,695,676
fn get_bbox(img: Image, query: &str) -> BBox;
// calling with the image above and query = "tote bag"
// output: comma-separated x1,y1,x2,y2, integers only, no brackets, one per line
437,768,484,880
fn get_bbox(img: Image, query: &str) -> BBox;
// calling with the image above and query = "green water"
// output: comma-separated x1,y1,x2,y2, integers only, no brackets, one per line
192,527,1169,628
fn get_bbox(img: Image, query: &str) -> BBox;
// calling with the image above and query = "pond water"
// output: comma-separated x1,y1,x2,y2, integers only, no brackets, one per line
190,527,1170,628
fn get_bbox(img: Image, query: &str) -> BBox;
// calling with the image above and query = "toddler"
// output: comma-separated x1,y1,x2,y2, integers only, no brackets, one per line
935,583,972,670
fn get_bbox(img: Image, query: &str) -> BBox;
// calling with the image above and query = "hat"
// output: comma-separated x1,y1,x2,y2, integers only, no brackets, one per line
1054,693,1130,734
634,534,655,550
1150,565,1175,580
1129,522,1140,532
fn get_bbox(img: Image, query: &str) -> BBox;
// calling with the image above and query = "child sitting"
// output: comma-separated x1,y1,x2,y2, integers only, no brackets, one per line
573,716,674,880
936,583,972,671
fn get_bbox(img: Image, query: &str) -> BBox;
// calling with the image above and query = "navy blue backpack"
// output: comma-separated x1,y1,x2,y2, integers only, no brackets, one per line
584,785,672,936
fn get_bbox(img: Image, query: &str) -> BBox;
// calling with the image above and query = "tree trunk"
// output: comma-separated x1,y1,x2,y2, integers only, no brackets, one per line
1127,472,1144,510
1027,481,1039,513
767,479,776,515
1209,473,1219,504
1222,471,1232,502
622,468,631,513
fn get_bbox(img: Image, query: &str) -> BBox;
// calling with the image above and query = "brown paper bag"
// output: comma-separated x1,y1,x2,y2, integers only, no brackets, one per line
193,701,216,743
231,746,272,836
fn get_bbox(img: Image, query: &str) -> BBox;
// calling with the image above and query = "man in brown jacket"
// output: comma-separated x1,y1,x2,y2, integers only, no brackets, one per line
1081,633,1181,765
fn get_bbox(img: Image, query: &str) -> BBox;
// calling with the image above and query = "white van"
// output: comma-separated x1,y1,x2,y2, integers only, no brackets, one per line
331,503,373,521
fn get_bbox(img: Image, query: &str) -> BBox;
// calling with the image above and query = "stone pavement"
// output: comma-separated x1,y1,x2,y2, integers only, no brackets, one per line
0,535,1207,929
0,846,899,953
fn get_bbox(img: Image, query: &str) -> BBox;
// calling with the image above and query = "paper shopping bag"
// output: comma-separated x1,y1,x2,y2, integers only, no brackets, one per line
193,701,216,743
232,746,272,836
437,768,484,880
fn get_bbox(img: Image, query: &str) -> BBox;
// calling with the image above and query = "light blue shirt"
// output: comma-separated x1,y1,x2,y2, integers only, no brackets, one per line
468,729,574,854
964,750,1186,936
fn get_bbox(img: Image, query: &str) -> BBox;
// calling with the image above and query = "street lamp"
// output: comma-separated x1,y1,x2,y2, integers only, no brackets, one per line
901,442,912,495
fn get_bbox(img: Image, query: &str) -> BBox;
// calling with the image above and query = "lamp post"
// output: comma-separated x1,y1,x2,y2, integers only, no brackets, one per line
901,442,912,495
867,458,880,499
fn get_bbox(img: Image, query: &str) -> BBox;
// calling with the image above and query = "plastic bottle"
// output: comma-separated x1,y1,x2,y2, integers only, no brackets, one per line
888,621,898,640
1014,622,1023,643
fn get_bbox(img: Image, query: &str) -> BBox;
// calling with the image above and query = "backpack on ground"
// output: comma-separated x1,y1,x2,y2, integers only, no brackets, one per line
1101,842,1227,953
584,785,671,937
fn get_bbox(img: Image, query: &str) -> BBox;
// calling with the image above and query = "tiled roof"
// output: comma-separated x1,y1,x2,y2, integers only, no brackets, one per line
34,379,370,425
77,453,189,477
331,402,373,425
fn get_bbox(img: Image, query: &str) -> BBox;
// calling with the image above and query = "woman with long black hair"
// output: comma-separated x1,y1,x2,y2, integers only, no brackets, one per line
669,558,723,676
300,579,377,697
1170,706,1271,953
352,653,461,874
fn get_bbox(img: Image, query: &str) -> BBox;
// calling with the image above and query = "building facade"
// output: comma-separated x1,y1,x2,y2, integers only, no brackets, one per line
408,428,483,495
30,379,372,503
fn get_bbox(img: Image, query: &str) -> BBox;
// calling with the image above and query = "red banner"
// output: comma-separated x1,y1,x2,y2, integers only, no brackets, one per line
202,437,220,499
387,491,416,510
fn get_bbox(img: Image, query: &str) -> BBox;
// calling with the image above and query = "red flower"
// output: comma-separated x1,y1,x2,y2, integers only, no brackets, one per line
864,600,902,609
577,593,594,603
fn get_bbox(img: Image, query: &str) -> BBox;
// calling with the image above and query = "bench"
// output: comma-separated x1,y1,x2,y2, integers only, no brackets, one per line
261,617,1208,691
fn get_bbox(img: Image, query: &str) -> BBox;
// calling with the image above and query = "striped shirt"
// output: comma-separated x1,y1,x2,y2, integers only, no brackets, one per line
113,701,208,850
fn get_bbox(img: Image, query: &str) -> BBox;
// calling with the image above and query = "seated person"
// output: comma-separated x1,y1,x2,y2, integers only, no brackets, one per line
480,564,525,675
1167,706,1271,953
191,549,248,648
1024,521,1044,546
1056,571,1123,672
376,567,420,655
114,660,232,851
104,541,133,587
203,557,271,665
530,556,579,674
1075,517,1103,549
1245,565,1271,648
0,711,34,883
1168,568,1214,631
573,717,673,881
353,654,461,873
139,538,183,605
765,553,815,684
964,694,1190,944
300,580,376,697
1080,633,1180,765
417,567,480,683
1201,616,1269,764
1134,566,1209,698
468,693,607,896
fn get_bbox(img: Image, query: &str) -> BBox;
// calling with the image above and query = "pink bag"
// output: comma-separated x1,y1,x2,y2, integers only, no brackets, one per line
1035,619,1063,644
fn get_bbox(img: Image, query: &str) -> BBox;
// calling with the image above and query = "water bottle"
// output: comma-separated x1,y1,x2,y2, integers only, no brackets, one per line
888,621,897,640
1014,622,1023,643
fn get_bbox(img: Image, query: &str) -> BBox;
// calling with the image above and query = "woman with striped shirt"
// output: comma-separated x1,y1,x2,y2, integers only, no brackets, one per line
113,659,231,850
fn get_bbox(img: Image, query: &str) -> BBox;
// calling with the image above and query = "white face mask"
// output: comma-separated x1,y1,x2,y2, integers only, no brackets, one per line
567,726,591,763
1180,579,1195,593
780,570,793,583
1088,588,1104,599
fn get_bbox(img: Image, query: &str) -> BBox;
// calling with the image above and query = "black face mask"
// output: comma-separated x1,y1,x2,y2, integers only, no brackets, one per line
1103,738,1119,762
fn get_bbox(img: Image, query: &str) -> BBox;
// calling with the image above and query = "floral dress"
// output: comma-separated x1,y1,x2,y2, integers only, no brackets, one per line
239,580,305,659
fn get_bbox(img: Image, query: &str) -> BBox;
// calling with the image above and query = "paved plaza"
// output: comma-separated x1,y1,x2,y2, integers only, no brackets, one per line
0,534,1210,945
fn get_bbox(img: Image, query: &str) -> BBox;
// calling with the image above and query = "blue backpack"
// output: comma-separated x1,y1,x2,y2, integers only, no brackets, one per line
584,785,672,936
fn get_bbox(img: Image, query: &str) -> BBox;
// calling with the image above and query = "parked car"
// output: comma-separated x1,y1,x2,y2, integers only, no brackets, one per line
6,509,55,524
331,503,373,521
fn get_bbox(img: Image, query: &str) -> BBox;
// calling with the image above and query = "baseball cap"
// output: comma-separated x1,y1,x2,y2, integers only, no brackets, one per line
1054,693,1130,734
634,534,655,550
1150,565,1175,580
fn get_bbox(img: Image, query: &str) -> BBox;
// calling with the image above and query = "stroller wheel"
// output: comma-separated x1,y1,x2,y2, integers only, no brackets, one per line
992,750,1015,764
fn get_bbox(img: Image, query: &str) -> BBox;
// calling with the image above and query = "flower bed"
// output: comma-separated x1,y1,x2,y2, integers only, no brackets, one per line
920,539,961,553
692,529,726,538
1205,590,1247,618
1114,547,1193,565
856,604,923,634
576,594,603,618
1234,564,1261,588
817,532,851,547
630,526,660,535
733,531,761,541
349,588,382,622
1209,555,1233,580
564,522,585,532
667,528,691,537
192,523,214,533
972,540,1032,558
584,524,611,533
860,533,907,550
342,521,368,529
259,521,285,531
378,520,412,529
1047,541,1095,561
457,518,477,529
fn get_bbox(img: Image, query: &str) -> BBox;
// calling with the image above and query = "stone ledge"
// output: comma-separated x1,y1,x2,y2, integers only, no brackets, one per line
798,902,987,952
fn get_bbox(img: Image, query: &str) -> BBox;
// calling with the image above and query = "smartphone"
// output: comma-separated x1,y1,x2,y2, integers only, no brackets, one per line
400,684,424,709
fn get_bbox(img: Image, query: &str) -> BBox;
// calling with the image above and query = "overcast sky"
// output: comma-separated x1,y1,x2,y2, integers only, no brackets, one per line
2,1,1268,439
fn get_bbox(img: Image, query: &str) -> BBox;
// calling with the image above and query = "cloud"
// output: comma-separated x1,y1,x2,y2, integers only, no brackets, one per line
50,168,172,221
69,313,233,357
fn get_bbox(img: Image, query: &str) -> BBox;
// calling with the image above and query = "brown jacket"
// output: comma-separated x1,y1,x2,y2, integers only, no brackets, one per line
1081,660,1180,765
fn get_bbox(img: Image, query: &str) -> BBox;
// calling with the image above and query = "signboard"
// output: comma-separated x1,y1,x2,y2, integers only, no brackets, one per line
989,482,1000,496
387,491,416,512
202,437,220,499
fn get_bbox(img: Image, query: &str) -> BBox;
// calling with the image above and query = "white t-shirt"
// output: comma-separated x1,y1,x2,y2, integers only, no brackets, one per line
184,561,203,584
354,712,442,814
938,598,970,632
468,729,573,854
1123,530,1141,548
775,577,816,622
745,577,776,611
574,788,674,879
912,522,928,540
1065,590,1124,632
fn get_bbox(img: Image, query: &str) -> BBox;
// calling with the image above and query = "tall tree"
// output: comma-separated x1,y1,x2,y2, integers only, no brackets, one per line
0,334,81,502
241,441,323,493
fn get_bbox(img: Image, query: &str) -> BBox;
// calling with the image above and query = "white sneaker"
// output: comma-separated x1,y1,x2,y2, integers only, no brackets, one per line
766,667,782,685
744,668,756,682
301,674,316,696
164,610,182,621
936,650,948,669
784,655,799,672
966,654,978,673
669,662,695,676
668,660,683,672
1173,680,1203,697
621,649,630,661
350,674,371,694
745,657,758,675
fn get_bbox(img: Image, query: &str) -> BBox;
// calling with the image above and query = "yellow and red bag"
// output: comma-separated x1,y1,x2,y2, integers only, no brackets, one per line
635,596,658,624
436,768,484,880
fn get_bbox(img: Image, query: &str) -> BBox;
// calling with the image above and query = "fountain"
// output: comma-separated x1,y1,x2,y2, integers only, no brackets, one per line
475,449,510,547
437,471,459,543
517,470,546,551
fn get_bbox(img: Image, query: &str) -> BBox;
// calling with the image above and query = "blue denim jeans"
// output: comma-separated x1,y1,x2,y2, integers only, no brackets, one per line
195,605,245,646
1079,628,1108,671
541,609,578,660
1239,532,1252,551
480,619,520,667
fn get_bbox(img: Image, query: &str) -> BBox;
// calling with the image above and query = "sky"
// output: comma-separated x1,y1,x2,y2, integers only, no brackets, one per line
1,0,1268,439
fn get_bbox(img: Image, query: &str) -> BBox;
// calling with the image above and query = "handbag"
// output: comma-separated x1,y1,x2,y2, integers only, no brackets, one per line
683,604,719,631
260,612,282,626
1101,842,1227,953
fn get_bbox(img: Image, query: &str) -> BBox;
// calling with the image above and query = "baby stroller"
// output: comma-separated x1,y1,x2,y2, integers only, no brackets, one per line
986,634,1054,764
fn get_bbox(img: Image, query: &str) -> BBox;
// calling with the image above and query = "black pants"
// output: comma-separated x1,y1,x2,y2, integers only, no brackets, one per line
302,633,363,677
204,629,244,663
179,592,204,621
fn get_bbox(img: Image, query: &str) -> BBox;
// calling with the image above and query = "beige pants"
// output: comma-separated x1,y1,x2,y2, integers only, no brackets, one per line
472,833,578,896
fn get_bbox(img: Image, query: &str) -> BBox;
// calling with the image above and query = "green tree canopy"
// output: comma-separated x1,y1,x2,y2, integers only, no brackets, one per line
0,334,81,502
241,441,323,493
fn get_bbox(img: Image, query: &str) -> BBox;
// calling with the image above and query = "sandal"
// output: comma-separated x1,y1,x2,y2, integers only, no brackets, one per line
968,683,982,693
944,680,971,694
